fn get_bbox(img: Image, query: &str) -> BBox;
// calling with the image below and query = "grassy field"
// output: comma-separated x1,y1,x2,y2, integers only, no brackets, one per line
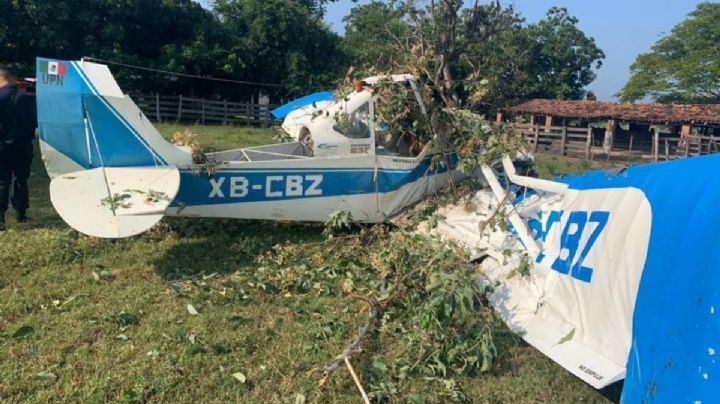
0,124,618,403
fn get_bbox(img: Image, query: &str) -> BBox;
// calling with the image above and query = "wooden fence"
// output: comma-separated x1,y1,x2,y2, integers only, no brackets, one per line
132,94,277,126
510,123,720,163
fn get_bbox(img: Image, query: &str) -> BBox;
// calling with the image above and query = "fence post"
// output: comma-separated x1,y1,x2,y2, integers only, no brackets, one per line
155,93,161,122
585,127,592,160
653,129,659,162
177,94,183,122
665,139,670,160
223,100,228,125
533,125,540,153
560,126,567,156
201,98,206,124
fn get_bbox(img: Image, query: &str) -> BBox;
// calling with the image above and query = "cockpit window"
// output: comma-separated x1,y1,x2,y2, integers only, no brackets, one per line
373,80,428,157
334,102,371,139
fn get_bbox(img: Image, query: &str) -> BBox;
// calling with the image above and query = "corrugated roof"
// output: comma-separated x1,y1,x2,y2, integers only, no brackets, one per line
505,99,720,125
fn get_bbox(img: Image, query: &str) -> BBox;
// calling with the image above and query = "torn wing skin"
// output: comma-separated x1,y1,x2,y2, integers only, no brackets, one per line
432,154,720,403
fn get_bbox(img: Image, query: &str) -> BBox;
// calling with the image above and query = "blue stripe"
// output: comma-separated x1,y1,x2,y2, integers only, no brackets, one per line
172,158,447,206
270,91,335,119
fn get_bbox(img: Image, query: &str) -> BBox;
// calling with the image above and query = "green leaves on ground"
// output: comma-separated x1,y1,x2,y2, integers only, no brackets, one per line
11,325,34,339
322,210,353,239
254,226,498,401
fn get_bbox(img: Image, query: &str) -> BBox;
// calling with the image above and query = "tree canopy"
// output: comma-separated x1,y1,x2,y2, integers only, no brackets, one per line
0,0,229,94
0,0,347,99
618,2,720,103
0,0,604,109
343,2,604,113
342,1,409,72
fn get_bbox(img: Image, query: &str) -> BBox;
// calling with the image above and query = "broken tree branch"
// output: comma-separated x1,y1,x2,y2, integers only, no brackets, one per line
345,357,371,404
321,304,381,375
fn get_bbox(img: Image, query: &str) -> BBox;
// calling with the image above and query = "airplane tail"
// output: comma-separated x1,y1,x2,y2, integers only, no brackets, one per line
36,58,187,238
36,58,190,178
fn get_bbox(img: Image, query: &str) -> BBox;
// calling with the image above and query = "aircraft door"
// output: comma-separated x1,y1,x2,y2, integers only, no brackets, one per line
330,101,375,157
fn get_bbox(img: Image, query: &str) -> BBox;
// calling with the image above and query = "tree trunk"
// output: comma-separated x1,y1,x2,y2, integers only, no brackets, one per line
441,62,459,107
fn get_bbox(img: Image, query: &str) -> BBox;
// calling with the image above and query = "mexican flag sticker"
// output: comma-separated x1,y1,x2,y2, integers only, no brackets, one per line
40,61,67,76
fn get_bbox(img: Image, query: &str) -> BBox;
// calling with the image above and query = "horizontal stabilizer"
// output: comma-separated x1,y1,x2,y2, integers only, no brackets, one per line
50,167,180,238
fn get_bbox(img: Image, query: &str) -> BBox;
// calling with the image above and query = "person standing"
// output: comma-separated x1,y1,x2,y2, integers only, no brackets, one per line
0,68,37,231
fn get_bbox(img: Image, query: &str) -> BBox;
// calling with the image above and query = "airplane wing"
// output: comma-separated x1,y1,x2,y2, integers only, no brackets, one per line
432,154,720,402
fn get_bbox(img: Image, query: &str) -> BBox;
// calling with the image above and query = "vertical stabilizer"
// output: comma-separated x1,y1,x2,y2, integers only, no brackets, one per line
36,58,190,177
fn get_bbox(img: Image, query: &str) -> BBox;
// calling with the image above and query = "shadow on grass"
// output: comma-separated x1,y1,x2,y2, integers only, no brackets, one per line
599,381,623,403
151,217,325,280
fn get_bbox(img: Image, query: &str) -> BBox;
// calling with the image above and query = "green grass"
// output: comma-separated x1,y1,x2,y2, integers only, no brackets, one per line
155,123,276,150
0,125,617,403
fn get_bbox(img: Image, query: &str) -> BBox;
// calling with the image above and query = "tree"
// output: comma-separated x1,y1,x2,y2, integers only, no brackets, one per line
523,8,605,100
342,3,604,113
619,2,720,103
214,0,349,97
0,0,348,98
457,3,527,110
460,7,604,112
0,0,232,95
342,1,409,71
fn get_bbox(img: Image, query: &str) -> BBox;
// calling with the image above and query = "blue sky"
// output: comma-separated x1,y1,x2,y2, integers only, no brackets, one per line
324,0,709,100
196,0,709,100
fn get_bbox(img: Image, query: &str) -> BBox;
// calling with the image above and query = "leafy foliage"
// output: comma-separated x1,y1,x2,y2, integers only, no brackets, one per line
255,226,498,401
213,0,348,98
0,0,347,99
0,0,230,94
342,1,410,72
368,78,526,177
172,129,207,164
322,209,353,239
618,2,720,103
1,0,602,109
344,3,604,114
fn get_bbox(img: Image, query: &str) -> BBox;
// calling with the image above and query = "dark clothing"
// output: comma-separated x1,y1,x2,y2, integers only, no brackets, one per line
0,85,37,220
0,142,33,215
0,86,14,113
0,86,37,147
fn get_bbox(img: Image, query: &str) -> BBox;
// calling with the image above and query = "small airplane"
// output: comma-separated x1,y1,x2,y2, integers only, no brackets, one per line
36,58,463,238
37,58,720,402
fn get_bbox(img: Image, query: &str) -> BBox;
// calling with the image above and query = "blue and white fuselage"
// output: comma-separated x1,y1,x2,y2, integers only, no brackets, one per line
36,59,458,238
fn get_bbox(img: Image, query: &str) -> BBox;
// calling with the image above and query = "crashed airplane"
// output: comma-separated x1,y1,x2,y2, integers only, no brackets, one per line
37,59,460,238
37,58,719,402
431,154,720,402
